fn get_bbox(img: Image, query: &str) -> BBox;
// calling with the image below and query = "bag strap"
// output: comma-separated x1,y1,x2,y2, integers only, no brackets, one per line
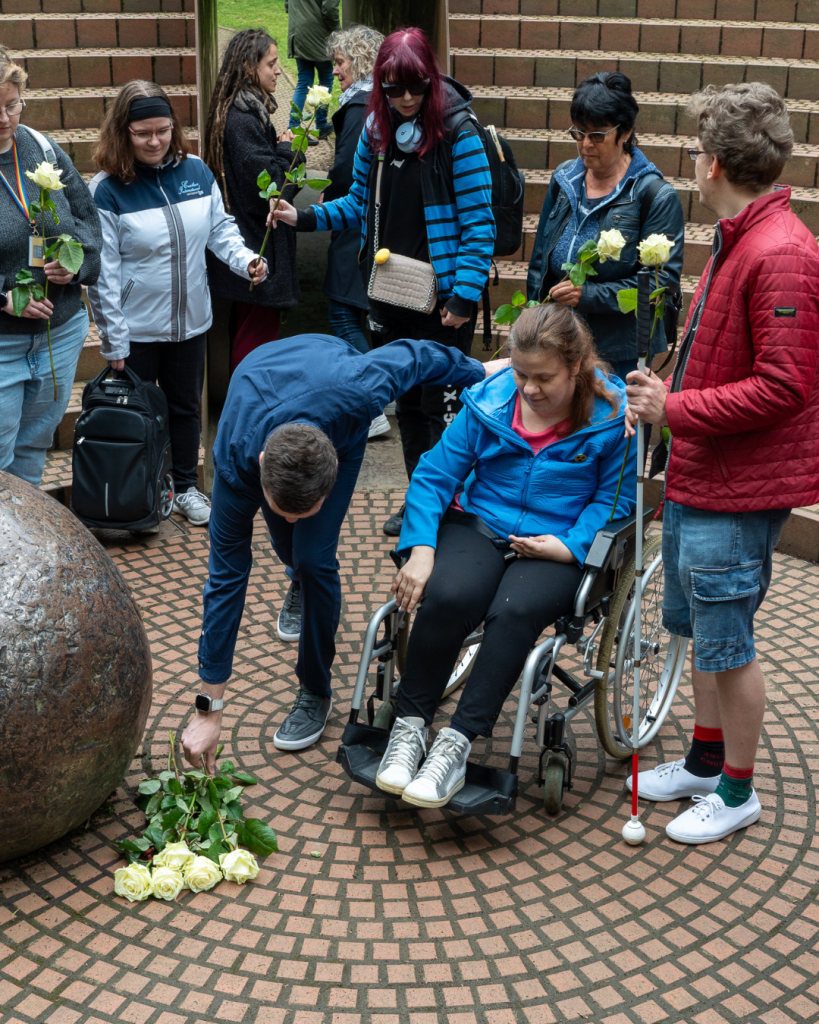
372,153,384,252
19,125,57,165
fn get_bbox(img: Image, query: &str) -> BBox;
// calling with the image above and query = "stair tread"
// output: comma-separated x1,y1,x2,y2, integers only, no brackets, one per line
44,126,199,141
453,45,819,67
0,10,193,18
10,45,195,55
450,13,819,30
26,84,198,97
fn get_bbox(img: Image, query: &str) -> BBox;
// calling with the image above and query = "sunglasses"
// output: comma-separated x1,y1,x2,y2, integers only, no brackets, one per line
381,80,430,99
568,125,619,143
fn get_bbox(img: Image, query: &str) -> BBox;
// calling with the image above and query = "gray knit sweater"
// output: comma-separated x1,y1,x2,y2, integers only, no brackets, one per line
0,128,102,334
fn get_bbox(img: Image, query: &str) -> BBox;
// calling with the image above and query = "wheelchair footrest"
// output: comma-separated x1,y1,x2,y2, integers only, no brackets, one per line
337,723,518,815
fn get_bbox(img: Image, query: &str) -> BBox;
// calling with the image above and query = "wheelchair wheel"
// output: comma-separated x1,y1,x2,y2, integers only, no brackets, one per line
158,471,174,520
396,612,480,702
543,753,566,814
594,534,687,759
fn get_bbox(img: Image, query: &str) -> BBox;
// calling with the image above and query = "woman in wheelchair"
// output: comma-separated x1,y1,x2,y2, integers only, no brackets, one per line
376,303,636,808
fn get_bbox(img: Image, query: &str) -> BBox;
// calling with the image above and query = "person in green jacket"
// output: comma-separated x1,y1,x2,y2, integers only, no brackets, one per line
285,0,340,141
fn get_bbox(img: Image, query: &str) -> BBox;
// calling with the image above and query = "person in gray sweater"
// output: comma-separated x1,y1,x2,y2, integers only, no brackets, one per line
0,53,101,487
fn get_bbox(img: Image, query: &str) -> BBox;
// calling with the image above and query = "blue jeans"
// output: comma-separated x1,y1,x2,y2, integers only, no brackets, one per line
199,438,367,693
0,306,89,486
662,500,791,673
328,300,369,355
289,59,333,130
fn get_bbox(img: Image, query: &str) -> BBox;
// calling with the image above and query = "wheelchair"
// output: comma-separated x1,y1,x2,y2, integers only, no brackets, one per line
336,510,689,816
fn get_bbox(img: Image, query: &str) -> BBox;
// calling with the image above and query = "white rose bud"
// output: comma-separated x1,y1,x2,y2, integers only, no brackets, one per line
183,855,223,893
25,161,65,192
303,85,332,116
113,863,153,903
596,228,626,264
152,841,194,871
219,848,260,884
637,233,674,266
150,866,186,901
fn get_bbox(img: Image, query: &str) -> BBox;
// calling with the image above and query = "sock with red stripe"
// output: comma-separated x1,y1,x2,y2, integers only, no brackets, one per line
715,764,754,808
683,724,725,778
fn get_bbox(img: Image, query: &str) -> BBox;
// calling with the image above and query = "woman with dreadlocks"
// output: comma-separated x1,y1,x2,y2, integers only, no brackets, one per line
204,29,304,375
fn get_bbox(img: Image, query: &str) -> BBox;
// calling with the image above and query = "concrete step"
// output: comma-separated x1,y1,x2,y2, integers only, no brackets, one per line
0,12,194,49
449,1,819,24
452,46,819,99
24,84,197,131
41,124,198,171
450,14,819,58
10,46,196,90
2,0,194,13
470,84,819,144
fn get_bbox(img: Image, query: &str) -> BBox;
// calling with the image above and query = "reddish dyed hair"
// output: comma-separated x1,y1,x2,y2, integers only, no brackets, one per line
366,27,445,159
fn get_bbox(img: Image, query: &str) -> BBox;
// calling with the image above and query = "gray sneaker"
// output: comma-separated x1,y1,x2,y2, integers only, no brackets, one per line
273,688,332,751
401,727,470,808
376,716,428,795
277,581,301,642
173,486,211,526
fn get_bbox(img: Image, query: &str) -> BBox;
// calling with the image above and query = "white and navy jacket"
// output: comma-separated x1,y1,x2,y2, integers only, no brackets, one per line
87,155,258,359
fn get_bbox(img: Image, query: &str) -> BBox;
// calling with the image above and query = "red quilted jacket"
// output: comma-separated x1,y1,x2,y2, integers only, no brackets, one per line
664,187,819,512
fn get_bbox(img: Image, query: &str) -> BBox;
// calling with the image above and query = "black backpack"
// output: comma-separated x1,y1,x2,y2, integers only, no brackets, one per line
71,364,174,532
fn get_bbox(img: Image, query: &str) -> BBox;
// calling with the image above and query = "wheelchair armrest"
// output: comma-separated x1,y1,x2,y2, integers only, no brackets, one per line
583,509,655,574
389,549,407,570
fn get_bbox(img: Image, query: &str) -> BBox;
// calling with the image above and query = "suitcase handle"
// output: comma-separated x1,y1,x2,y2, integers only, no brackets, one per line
89,362,146,390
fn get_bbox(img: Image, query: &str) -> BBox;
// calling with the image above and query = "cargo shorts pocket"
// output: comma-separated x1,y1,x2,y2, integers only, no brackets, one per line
690,561,762,650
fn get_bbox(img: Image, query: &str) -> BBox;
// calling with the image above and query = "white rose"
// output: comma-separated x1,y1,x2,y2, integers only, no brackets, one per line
596,228,626,263
152,841,194,871
219,848,260,883
303,85,332,116
25,161,65,192
150,866,186,901
183,855,223,893
637,233,674,266
113,863,153,903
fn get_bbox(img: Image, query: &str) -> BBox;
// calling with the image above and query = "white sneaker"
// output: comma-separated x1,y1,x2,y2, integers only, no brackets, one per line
173,486,211,526
376,717,428,795
666,789,761,845
402,727,470,808
626,759,721,801
368,413,391,440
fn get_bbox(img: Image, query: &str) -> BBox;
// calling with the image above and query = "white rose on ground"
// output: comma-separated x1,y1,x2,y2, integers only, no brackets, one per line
151,866,186,901
303,85,332,116
152,841,194,871
183,856,223,893
637,233,674,266
25,162,65,191
596,228,626,263
219,848,260,883
113,863,153,903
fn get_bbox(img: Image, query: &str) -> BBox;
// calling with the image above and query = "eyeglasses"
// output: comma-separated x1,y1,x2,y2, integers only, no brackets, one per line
0,100,25,119
687,148,709,161
568,125,619,143
128,124,173,141
381,80,430,99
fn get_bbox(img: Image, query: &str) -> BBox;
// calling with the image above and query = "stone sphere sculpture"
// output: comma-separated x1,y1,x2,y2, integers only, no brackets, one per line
0,471,152,863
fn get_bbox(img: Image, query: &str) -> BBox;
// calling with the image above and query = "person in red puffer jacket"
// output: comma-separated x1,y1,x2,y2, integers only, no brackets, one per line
625,82,819,846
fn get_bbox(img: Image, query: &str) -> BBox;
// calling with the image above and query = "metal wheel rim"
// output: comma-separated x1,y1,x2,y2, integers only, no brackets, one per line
159,473,174,519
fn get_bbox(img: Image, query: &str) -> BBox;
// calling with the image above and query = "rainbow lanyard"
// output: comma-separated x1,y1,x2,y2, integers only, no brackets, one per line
0,138,32,225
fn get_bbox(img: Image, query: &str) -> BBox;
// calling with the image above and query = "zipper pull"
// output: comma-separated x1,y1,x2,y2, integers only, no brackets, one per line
77,436,84,445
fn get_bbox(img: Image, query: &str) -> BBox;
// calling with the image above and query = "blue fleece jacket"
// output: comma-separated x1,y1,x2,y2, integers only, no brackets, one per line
398,368,637,566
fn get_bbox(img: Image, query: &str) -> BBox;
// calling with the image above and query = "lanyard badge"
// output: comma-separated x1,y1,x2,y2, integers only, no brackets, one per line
0,139,45,265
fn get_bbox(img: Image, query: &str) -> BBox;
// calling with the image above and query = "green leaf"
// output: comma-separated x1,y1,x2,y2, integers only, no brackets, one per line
584,265,598,278
576,239,597,258
114,837,152,855
661,426,672,444
238,819,279,857
42,198,57,213
493,303,520,326
526,300,540,308
202,839,227,864
305,177,331,190
220,760,235,776
11,287,31,317
649,286,667,301
138,779,162,796
164,777,182,795
257,169,272,190
158,770,175,782
197,808,217,836
616,288,638,314
208,823,225,845
222,785,243,804
230,772,257,786
161,808,183,828
57,238,84,275
144,824,166,852
15,269,35,285
175,795,191,814
144,792,162,817
290,100,302,116
31,285,44,301
225,800,243,820
511,291,526,307
44,240,60,259
208,780,221,807
568,264,587,288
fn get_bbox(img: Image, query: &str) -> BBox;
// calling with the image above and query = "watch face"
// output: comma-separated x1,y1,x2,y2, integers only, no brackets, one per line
195,693,210,712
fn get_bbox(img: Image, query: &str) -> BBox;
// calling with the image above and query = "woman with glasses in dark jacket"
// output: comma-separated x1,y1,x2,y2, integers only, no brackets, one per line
526,72,684,382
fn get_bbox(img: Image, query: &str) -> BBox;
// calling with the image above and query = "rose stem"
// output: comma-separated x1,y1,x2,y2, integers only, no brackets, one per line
41,193,57,400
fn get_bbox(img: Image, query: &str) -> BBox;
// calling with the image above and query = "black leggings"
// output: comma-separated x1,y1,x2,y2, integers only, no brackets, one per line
395,524,584,737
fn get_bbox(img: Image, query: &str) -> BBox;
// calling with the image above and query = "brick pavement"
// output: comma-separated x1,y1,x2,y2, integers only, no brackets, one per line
3,495,819,1024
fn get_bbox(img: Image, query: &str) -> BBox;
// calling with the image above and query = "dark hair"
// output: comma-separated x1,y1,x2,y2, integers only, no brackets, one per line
260,424,338,514
506,304,618,436
205,28,277,207
366,27,445,159
570,71,639,155
94,80,190,184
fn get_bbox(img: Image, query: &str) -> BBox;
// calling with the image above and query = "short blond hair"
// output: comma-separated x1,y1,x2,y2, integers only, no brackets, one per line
687,82,793,192
326,24,384,83
0,46,27,94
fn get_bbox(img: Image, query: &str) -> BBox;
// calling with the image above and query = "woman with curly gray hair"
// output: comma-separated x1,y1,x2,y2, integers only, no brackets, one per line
323,24,387,436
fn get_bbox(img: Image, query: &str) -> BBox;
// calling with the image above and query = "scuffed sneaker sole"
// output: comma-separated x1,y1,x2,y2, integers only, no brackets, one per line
666,803,761,845
272,700,332,751
401,776,465,808
276,617,300,643
375,774,410,796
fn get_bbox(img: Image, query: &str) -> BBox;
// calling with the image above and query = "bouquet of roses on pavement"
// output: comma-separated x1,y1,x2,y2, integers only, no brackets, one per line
113,733,277,902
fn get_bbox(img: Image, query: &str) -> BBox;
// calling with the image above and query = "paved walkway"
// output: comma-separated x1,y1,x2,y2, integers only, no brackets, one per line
2,497,819,1024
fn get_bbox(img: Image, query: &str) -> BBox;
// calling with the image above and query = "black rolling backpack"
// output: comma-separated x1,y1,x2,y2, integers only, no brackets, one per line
71,364,174,532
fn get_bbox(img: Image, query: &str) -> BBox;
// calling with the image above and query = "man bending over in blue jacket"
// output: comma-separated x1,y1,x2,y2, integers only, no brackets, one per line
181,334,506,769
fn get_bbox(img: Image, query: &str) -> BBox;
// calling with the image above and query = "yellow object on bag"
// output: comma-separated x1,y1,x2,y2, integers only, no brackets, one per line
375,248,390,265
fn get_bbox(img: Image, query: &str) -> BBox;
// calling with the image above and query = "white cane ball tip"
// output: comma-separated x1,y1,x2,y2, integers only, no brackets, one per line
622,818,646,845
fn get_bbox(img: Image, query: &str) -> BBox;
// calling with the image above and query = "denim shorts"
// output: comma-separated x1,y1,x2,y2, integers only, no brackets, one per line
662,500,791,673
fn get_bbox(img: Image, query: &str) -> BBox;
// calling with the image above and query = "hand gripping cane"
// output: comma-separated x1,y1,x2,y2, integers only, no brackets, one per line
622,267,653,847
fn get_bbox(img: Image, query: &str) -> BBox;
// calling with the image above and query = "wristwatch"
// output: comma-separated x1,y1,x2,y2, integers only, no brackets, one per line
195,693,224,713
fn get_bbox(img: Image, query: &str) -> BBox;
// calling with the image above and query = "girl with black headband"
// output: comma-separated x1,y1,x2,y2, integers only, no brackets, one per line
86,81,268,530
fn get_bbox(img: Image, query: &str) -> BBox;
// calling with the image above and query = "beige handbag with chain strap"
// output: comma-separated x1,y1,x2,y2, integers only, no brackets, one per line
366,153,438,314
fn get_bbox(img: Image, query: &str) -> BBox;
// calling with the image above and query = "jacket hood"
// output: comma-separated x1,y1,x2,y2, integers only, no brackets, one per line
715,185,793,256
462,366,626,448
555,147,663,216
442,76,474,118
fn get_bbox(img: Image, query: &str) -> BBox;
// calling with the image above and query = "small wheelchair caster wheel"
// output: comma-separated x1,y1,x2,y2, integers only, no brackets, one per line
543,753,567,815
372,700,394,732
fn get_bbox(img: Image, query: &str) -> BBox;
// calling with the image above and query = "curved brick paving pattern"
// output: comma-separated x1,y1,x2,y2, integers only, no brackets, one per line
2,498,819,1024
